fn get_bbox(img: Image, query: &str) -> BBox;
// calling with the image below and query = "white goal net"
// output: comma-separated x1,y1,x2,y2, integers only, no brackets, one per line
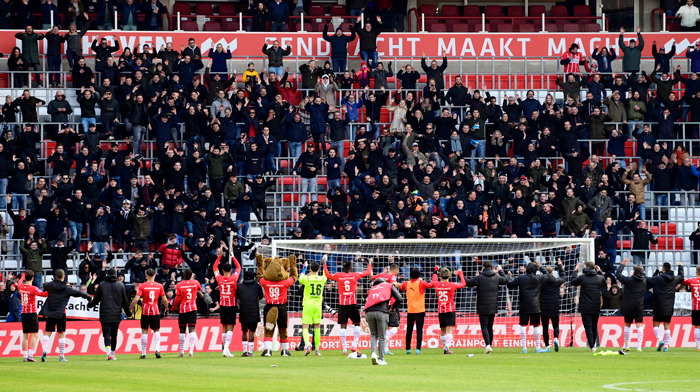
259,238,594,350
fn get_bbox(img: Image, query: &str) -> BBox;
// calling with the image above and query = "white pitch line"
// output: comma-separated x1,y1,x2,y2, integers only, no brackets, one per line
602,380,700,392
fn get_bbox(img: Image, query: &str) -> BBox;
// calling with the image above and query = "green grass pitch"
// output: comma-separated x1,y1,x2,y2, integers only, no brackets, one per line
2,348,699,391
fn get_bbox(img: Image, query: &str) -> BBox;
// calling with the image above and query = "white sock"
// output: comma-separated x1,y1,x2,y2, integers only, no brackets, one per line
242,340,248,353
248,342,255,353
695,328,700,348
28,348,34,358
58,338,65,357
353,326,361,349
637,326,644,350
154,332,161,353
224,331,232,352
141,334,148,355
623,326,630,348
653,326,662,343
221,333,226,348
441,335,446,349
22,350,27,359
281,342,289,350
340,328,347,351
386,327,397,341
179,333,185,354
534,326,541,349
446,334,453,349
41,336,50,354
264,340,272,350
189,332,196,354
520,326,527,349
664,330,671,346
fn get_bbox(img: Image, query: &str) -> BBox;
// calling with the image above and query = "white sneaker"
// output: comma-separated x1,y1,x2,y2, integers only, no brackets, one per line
484,345,493,354
371,352,378,365
590,347,596,353
377,359,388,365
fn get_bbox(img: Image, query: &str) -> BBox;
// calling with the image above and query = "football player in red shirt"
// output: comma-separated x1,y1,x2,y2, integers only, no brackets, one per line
171,269,203,357
17,271,48,361
130,268,168,359
431,266,466,354
213,247,241,357
325,257,372,355
373,263,401,355
683,265,700,350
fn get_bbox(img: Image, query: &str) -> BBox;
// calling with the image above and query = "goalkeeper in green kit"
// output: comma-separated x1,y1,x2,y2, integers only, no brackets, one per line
299,256,328,356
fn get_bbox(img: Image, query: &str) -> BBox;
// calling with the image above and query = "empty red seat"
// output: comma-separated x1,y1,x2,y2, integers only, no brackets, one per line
223,21,240,31
441,5,459,16
203,21,221,31
508,6,525,17
196,3,213,15
445,19,461,31
308,5,325,16
419,4,437,16
452,23,469,32
551,5,569,17
172,2,191,15
518,23,535,32
330,5,346,16
573,5,591,17
181,21,199,31
529,5,546,17
485,5,502,17
650,226,660,234
218,4,236,15
545,23,557,32
584,23,601,32
431,23,447,32
496,23,513,32
562,23,579,32
617,240,632,249
464,5,480,17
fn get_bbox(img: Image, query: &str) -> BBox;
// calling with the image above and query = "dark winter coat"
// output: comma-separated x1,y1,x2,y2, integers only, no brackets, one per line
236,277,264,324
570,267,606,314
464,267,509,315
506,263,545,314
646,267,684,317
615,264,646,317
40,279,92,319
88,274,132,322
540,264,566,317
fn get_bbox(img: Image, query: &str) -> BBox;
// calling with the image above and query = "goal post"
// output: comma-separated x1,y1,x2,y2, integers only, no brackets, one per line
258,238,595,349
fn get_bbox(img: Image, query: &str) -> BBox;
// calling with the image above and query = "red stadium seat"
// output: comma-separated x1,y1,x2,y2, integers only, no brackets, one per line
339,22,353,31
529,5,546,17
562,23,579,32
203,21,221,31
545,23,558,32
308,5,325,16
518,23,535,32
196,3,213,15
431,23,447,32
551,5,569,17
573,5,591,17
441,5,459,16
223,21,240,31
452,23,469,32
419,4,437,16
181,21,199,31
485,5,502,17
172,2,191,15
218,4,236,16
508,6,525,17
464,5,480,17
496,23,513,32
584,23,601,32
330,5,347,16
445,19,460,31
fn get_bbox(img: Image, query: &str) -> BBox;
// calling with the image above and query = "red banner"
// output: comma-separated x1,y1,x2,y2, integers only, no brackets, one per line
1,31,699,60
2,316,697,357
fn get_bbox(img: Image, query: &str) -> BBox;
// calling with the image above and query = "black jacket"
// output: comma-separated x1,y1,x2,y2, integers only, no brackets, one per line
570,268,606,314
88,275,132,322
615,264,646,316
647,267,684,317
539,264,566,317
506,263,545,314
40,279,92,319
236,277,263,324
48,240,77,273
464,267,508,315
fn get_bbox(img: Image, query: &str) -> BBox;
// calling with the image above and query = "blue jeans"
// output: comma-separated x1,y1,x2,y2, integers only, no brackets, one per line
332,58,347,73
269,66,285,78
330,141,344,162
606,249,617,264
350,9,363,16
271,22,287,32
93,241,108,259
48,55,62,86
531,222,542,236
237,162,247,177
301,177,318,206
186,135,203,156
263,153,276,173
469,139,485,169
655,193,668,207
637,203,646,221
350,220,365,239
360,51,378,69
289,142,302,158
68,220,83,247
66,50,79,69
0,178,7,209
33,273,42,289
236,220,249,245
10,194,26,210
35,220,47,239
82,117,97,133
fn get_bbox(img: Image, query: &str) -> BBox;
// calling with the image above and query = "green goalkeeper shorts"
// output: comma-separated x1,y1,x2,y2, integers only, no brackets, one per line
302,306,322,324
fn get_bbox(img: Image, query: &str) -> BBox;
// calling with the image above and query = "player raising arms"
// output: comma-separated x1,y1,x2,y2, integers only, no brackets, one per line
374,263,401,355
432,266,466,354
324,257,372,355
300,258,328,356
130,268,168,359
684,266,700,350
213,245,242,357
539,259,566,352
648,262,684,351
16,271,48,362
507,262,546,354
616,258,647,352
171,269,203,357
237,270,264,356
464,261,509,354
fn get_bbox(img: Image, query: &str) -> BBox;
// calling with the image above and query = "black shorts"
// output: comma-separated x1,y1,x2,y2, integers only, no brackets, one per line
241,322,258,332
220,306,238,325
653,315,672,323
45,315,67,333
623,314,644,324
439,312,456,328
338,305,361,325
22,313,39,334
178,311,197,326
520,313,540,326
263,304,288,329
388,310,400,327
141,314,161,331
693,310,700,326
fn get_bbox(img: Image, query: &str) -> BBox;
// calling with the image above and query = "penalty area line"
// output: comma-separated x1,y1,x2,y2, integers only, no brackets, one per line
602,380,700,392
